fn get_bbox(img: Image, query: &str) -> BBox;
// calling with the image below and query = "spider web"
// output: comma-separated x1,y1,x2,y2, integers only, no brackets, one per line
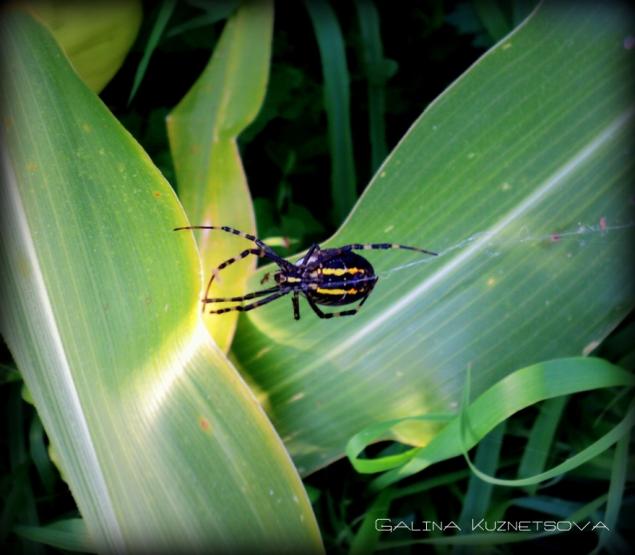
377,219,635,281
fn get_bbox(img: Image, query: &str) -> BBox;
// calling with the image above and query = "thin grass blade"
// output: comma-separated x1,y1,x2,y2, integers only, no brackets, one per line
354,0,390,172
128,0,176,104
305,0,357,224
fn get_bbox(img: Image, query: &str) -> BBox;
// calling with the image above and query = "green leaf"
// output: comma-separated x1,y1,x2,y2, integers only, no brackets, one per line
473,0,514,42
166,0,239,37
15,519,93,553
232,2,635,475
456,422,505,532
128,0,176,104
305,0,357,224
595,429,630,553
25,0,142,93
354,0,390,173
345,358,634,489
517,395,568,495
0,11,322,552
29,414,57,495
167,0,272,352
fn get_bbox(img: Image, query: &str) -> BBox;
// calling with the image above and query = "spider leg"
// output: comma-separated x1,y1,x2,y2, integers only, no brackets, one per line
305,293,372,319
203,248,284,304
174,225,293,269
203,285,281,304
208,290,290,315
347,242,437,255
306,244,437,270
292,292,300,320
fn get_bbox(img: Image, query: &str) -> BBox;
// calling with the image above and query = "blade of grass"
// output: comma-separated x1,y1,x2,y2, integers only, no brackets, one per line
454,422,506,552
14,519,92,553
593,429,630,553
128,0,176,104
473,0,513,42
343,358,634,489
348,488,392,555
305,0,357,224
354,0,391,173
517,395,568,495
349,469,473,555
28,415,56,496
166,0,239,37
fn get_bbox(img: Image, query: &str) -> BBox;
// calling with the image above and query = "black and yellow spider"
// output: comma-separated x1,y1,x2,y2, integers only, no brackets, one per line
174,225,437,320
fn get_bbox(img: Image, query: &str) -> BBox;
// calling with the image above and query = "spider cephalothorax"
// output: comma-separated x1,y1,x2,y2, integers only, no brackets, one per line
174,225,437,320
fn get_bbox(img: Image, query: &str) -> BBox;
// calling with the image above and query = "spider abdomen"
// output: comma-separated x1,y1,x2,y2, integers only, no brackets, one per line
307,250,377,306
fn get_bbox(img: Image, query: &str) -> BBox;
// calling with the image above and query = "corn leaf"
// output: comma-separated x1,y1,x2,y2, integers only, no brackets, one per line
0,10,322,552
24,0,142,93
231,2,635,475
167,0,271,352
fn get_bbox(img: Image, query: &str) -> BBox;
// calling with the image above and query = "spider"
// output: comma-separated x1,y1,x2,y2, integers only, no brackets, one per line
174,225,437,320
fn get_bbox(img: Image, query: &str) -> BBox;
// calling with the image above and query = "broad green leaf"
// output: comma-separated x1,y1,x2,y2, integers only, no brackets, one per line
24,0,142,93
232,2,635,475
167,0,271,352
0,11,322,553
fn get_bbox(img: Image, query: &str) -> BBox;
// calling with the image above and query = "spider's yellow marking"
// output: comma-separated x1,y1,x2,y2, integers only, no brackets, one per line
320,267,365,276
286,277,301,283
316,287,359,295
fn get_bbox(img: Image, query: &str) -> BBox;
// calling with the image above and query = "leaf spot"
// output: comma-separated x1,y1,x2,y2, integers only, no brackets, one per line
198,416,212,434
